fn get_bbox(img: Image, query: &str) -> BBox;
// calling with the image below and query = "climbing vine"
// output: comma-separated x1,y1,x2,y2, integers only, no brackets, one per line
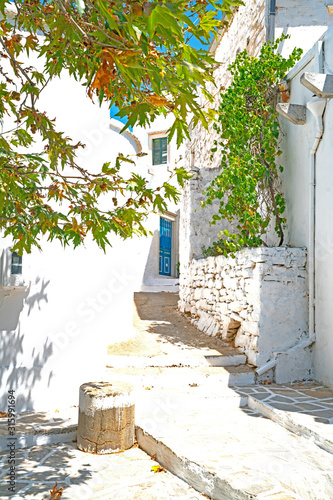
202,36,303,257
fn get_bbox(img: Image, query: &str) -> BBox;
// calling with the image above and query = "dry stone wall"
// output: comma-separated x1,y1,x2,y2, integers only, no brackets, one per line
179,247,309,372
185,0,266,172
179,166,224,264
181,0,267,261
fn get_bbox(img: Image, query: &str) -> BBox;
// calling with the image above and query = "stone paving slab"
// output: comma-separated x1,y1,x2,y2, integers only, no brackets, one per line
0,443,207,499
234,383,333,455
234,383,333,423
0,408,78,451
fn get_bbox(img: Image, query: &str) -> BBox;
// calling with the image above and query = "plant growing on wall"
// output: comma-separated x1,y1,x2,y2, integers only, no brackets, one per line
202,36,302,257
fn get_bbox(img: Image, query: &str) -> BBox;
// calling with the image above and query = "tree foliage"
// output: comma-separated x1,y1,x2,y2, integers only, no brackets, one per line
0,0,243,253
202,36,303,257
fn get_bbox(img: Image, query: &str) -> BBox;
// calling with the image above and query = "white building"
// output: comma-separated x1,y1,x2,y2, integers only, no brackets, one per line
180,0,333,386
0,39,184,411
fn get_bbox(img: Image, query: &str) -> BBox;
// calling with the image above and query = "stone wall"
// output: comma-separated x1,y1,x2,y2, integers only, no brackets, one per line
185,0,267,172
180,0,267,261
179,247,312,382
180,0,329,263
179,166,224,264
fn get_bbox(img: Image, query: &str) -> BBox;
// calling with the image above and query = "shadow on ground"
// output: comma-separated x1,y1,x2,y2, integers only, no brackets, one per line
108,292,231,356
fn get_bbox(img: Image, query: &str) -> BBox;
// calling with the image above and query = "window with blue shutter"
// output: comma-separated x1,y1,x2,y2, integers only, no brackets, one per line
152,137,168,165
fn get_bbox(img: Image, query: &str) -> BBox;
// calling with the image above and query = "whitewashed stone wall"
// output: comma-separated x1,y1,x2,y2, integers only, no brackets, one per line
181,0,329,264
179,166,225,263
179,247,309,373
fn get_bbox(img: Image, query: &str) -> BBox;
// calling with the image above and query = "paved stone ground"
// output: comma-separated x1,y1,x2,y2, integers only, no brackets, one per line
2,293,333,498
3,384,333,440
0,408,78,438
236,384,333,423
107,292,244,364
2,383,333,498
0,443,207,499
136,393,333,499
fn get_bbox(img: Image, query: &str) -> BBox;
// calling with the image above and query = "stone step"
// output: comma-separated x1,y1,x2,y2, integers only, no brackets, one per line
105,364,256,388
140,284,179,292
0,389,248,452
232,384,333,456
0,407,78,451
248,395,333,455
106,349,247,369
136,399,333,499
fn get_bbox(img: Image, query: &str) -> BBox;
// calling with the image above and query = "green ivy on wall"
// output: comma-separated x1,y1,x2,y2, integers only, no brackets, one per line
202,36,302,257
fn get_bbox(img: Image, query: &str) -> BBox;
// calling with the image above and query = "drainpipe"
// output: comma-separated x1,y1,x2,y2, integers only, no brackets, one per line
267,0,276,42
306,97,326,339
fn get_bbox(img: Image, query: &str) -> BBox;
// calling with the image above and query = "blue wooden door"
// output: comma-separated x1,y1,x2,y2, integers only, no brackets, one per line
159,217,172,276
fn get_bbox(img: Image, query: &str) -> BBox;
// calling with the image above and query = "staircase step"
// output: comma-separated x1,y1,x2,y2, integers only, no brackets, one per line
106,351,246,368
105,364,255,388
136,398,333,499
248,395,333,455
3,384,333,498
0,408,78,451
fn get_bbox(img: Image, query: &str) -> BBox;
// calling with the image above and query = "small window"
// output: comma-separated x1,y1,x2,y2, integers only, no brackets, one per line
152,137,168,165
11,252,22,275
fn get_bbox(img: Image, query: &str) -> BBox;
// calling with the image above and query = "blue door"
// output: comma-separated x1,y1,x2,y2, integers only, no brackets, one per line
159,217,172,276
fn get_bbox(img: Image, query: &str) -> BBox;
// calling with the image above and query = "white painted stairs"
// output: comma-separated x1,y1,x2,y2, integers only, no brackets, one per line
2,384,333,499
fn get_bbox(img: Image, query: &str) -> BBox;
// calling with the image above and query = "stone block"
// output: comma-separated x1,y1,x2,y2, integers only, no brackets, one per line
236,268,253,278
235,289,245,301
215,279,222,289
207,279,214,288
246,350,258,366
202,288,211,300
247,312,260,322
242,321,259,336
184,304,191,314
234,329,248,348
276,103,307,125
216,303,229,315
77,381,135,454
239,310,248,320
230,312,243,324
275,347,313,384
300,72,333,99
229,301,245,313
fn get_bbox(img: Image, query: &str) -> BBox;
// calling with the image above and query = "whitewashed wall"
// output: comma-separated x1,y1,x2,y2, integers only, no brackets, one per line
181,0,329,262
278,22,333,386
179,247,311,383
275,0,328,60
0,43,183,411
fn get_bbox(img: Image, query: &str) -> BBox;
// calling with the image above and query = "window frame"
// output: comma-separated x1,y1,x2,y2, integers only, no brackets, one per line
148,132,169,166
152,137,168,166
